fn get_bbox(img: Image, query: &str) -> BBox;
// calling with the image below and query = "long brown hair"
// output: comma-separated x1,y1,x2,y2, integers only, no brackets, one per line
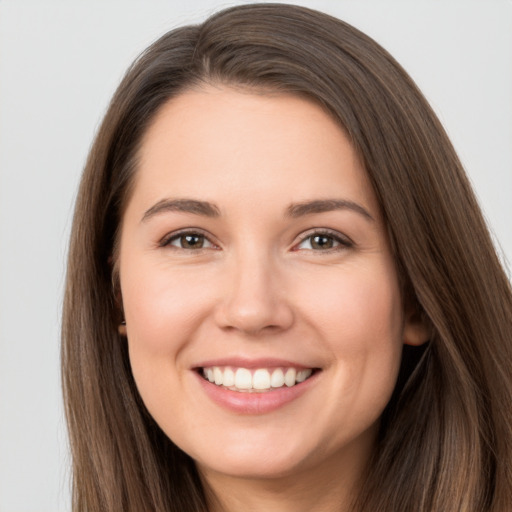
62,3,512,510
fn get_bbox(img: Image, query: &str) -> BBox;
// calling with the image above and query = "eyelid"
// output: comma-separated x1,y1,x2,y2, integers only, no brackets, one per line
159,228,219,250
292,228,354,251
158,227,352,252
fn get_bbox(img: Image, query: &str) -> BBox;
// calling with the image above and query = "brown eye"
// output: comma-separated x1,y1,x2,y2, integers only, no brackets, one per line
296,231,352,251
181,234,204,249
310,235,334,250
167,232,214,249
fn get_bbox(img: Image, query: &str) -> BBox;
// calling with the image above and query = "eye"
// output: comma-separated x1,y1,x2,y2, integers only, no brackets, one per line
161,231,217,250
295,230,353,251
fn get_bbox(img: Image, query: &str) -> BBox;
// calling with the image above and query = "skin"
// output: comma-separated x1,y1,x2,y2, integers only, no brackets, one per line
118,85,428,512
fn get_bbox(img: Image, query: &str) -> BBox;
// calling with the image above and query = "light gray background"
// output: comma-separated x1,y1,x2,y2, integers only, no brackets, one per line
1,1,511,510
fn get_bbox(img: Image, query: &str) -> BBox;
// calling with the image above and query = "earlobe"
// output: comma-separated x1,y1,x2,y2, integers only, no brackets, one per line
118,320,127,337
403,308,430,346
114,287,127,337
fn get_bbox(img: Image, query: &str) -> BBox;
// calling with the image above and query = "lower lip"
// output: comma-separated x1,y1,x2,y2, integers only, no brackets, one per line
194,371,319,415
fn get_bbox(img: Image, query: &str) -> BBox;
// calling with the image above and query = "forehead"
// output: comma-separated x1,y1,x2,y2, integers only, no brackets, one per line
131,85,379,217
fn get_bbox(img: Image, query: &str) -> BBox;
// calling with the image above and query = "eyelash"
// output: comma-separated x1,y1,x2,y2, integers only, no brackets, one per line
159,228,353,252
294,229,354,252
159,228,217,251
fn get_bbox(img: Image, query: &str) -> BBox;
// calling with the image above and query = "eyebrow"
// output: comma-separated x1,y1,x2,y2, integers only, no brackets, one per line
286,199,374,221
141,197,374,223
141,198,221,222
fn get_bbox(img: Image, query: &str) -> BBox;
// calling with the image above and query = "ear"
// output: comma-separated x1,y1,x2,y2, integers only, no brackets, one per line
113,287,127,337
118,321,127,337
403,307,430,346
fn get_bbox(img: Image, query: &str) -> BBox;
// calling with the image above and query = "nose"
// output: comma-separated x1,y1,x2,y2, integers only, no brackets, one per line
214,250,294,336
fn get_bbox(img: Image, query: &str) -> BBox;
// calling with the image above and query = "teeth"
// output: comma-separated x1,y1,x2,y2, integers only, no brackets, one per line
213,367,223,385
253,369,271,390
201,366,313,392
270,368,285,388
296,369,310,383
223,367,235,387
235,368,252,389
284,368,296,387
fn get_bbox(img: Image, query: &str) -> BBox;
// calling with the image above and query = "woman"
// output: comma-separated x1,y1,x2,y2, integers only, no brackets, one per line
61,3,512,511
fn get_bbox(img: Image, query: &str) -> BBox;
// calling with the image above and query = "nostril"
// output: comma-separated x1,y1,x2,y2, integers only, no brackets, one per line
214,298,295,336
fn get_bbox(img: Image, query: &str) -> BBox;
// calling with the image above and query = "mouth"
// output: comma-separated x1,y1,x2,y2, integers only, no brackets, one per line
197,366,318,393
193,359,321,414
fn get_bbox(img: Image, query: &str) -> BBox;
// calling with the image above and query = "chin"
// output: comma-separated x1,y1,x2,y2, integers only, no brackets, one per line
197,453,306,481
188,432,312,480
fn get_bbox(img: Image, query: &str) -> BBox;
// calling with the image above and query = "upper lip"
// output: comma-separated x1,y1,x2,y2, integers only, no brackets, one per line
193,357,318,370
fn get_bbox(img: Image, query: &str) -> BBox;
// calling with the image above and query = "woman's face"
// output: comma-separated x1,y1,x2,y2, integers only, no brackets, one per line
118,86,424,482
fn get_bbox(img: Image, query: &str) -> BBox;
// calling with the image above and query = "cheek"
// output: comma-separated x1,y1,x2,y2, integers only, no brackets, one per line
297,261,404,416
119,260,213,413
300,261,403,347
121,261,214,355
120,261,218,426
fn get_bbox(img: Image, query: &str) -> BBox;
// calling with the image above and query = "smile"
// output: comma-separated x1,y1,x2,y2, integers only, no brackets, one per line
201,366,314,392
